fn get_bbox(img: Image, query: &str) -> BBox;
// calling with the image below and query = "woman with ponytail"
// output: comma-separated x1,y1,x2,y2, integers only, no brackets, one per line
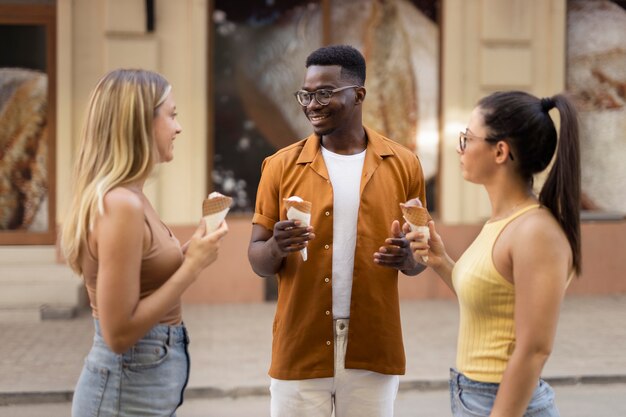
407,91,580,417
62,69,228,416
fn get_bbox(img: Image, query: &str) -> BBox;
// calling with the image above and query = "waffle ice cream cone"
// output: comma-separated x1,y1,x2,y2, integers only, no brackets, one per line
202,192,232,232
283,196,312,261
400,200,431,262
400,204,430,227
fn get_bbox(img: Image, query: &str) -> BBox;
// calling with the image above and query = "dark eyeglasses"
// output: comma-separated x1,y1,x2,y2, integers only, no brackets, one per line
294,85,361,106
459,131,515,160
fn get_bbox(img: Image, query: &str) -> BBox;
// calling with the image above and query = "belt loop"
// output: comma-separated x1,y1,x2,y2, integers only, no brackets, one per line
166,326,172,347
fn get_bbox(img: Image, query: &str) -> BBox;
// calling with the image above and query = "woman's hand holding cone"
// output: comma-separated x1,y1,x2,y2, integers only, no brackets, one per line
406,220,445,268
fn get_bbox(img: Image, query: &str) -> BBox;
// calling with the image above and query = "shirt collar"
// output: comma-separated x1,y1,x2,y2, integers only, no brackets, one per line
296,125,395,165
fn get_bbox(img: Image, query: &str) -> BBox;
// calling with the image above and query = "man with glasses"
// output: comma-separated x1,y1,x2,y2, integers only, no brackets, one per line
248,44,427,417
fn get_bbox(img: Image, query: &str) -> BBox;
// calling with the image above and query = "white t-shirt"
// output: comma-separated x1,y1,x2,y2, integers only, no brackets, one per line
321,146,366,319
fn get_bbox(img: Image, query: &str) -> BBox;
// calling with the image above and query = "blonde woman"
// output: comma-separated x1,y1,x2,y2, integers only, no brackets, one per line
408,91,580,417
62,69,228,417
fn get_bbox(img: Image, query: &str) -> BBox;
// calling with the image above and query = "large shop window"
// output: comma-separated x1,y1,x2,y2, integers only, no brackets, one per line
567,0,626,218
210,0,440,214
0,1,56,244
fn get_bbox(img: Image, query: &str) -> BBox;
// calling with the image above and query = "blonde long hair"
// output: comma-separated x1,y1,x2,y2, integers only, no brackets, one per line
61,69,171,275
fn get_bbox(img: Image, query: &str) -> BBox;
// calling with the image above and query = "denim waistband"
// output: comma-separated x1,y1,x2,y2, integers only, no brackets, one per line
450,368,541,390
94,319,189,346
449,368,499,391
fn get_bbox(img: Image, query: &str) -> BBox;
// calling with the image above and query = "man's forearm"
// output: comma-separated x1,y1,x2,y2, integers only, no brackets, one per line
248,238,285,277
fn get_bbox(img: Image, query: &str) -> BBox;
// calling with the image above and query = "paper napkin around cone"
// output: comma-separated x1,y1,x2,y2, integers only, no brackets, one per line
400,203,431,262
202,194,233,232
283,197,312,261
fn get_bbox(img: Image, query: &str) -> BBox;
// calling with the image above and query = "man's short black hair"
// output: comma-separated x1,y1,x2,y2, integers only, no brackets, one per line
305,44,366,86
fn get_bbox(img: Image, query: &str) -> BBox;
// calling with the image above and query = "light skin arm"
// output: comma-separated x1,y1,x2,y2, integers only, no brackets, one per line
489,217,569,417
95,188,228,354
248,221,315,277
406,220,456,292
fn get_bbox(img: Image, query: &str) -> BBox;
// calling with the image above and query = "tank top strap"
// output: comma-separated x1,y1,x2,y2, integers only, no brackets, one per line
500,203,541,227
143,212,155,250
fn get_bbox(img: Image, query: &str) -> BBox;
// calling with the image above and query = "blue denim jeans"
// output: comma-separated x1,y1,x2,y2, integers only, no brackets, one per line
449,368,560,417
72,320,190,417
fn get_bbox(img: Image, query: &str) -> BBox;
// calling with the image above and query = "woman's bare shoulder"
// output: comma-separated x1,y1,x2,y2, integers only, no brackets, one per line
513,207,569,253
100,187,145,221
91,187,146,252
103,187,143,209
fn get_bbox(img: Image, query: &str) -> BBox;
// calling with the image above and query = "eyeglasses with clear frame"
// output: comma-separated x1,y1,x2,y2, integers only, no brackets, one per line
294,85,361,106
459,131,514,160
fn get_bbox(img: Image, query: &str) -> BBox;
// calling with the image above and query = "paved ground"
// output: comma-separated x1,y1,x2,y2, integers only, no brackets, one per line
1,294,625,414
3,383,626,417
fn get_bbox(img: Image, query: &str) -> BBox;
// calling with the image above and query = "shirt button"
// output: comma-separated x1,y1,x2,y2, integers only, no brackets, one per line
326,340,331,346
325,310,330,315
324,244,330,250
325,211,330,216
324,277,330,283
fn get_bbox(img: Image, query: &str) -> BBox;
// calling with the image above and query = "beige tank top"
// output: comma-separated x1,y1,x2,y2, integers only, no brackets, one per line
81,196,184,325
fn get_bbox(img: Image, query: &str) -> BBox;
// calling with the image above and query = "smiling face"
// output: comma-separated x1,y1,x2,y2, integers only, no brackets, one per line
300,65,363,137
153,92,182,163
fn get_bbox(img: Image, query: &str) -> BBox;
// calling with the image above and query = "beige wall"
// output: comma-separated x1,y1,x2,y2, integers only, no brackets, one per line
56,0,209,226
440,0,566,223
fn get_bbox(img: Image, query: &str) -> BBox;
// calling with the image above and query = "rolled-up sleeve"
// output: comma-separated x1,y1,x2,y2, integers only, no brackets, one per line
252,157,280,231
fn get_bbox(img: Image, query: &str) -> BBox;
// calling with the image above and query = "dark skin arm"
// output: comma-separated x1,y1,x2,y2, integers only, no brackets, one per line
373,220,425,276
248,221,316,277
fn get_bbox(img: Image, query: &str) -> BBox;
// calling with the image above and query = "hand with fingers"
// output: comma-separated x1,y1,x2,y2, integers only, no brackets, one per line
373,220,419,272
405,220,446,268
270,220,316,259
184,220,229,275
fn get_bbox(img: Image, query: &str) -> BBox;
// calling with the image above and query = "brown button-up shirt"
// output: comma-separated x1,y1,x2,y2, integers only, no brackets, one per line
253,126,426,380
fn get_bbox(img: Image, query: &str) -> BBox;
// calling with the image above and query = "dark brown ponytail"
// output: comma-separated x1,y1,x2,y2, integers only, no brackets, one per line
538,94,581,274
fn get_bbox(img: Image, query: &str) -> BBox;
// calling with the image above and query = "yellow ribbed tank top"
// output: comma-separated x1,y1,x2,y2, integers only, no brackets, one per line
452,204,540,383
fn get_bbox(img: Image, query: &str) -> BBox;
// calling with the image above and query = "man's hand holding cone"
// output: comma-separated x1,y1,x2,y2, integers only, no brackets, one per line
283,196,312,261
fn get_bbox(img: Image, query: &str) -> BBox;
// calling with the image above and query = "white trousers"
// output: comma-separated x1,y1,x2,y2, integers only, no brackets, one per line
270,319,399,417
